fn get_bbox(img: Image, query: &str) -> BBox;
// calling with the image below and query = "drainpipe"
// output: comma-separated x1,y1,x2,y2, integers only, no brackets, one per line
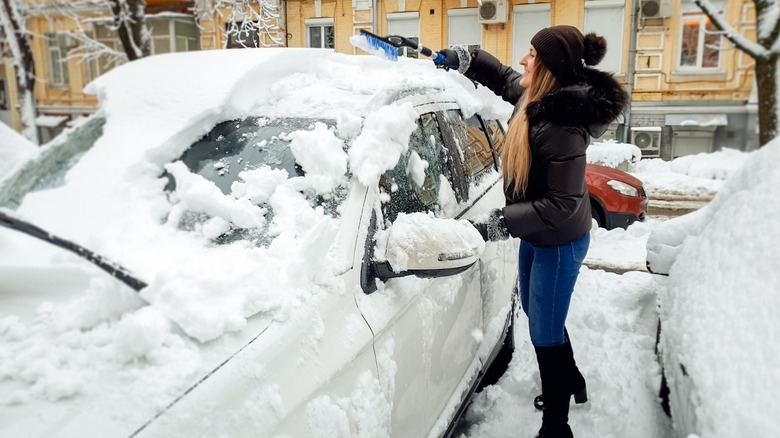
623,0,638,143
284,0,289,47
373,0,378,33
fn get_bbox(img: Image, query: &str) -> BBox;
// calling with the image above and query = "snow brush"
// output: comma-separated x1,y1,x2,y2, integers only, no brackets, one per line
0,209,148,292
350,29,446,65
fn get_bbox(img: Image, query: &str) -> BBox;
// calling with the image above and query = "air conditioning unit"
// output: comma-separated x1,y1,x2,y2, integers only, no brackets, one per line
478,0,509,24
631,127,662,157
640,0,673,19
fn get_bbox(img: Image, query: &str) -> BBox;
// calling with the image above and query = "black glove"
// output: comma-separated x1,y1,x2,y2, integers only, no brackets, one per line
470,220,489,241
470,208,510,242
435,48,461,71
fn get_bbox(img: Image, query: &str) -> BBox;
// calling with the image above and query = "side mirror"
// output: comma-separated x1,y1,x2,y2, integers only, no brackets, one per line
374,213,486,281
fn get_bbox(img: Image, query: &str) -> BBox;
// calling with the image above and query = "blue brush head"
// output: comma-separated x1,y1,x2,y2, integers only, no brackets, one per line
352,29,398,61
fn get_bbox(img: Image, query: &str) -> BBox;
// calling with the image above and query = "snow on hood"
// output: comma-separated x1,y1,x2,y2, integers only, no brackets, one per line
649,139,780,436
0,48,509,410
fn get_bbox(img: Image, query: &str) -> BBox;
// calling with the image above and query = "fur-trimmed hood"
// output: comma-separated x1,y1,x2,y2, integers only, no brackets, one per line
526,67,627,138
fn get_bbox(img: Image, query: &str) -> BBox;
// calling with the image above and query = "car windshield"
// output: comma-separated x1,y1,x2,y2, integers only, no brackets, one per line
165,116,349,245
170,117,313,194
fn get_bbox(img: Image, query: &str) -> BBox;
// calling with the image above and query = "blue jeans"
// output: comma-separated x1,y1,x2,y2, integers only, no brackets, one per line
518,233,590,347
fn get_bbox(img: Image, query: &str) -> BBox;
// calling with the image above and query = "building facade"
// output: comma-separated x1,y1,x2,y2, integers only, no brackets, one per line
2,0,759,158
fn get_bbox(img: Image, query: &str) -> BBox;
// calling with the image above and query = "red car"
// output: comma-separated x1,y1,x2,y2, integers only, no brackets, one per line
586,163,648,229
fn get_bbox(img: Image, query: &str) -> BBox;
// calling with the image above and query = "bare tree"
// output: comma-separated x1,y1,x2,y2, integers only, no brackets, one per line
0,0,38,144
696,0,779,146
199,0,284,48
108,0,149,60
52,0,149,65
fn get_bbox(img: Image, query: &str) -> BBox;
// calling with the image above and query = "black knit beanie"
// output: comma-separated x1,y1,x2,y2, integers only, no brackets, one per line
531,25,607,86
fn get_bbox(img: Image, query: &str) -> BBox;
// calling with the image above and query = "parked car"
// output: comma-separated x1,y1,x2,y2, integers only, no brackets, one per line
646,140,780,437
0,49,520,437
585,163,647,230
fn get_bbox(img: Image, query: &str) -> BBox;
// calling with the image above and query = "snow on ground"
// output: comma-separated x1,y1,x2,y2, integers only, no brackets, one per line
458,145,758,438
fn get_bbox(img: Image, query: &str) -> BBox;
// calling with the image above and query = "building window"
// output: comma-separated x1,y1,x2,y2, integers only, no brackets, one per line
447,9,481,52
511,4,551,68
305,18,335,49
226,22,259,48
46,33,70,88
387,12,419,59
86,24,121,83
308,25,334,48
584,0,625,74
679,13,721,69
149,18,200,55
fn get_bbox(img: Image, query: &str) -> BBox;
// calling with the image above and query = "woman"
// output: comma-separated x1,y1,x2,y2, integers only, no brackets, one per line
439,26,627,437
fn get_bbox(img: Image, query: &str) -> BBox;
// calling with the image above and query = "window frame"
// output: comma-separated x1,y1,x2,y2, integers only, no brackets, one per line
677,12,722,71
584,0,625,74
305,18,335,49
447,8,481,52
45,33,70,89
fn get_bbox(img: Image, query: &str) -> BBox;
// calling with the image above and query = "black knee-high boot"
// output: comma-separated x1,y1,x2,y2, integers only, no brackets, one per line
533,330,588,411
535,344,574,438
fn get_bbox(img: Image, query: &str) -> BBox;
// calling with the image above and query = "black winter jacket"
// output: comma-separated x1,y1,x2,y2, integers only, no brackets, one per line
465,50,627,246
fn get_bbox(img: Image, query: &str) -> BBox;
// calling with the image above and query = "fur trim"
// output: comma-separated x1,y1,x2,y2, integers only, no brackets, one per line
452,45,472,75
526,67,627,133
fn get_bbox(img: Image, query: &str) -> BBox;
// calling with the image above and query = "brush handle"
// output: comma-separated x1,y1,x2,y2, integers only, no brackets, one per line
386,35,444,63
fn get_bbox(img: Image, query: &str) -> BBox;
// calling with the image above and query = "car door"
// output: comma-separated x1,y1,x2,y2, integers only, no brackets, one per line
438,110,518,346
355,104,485,437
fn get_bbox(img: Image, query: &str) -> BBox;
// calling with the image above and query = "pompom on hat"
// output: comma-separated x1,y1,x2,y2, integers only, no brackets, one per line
530,25,607,86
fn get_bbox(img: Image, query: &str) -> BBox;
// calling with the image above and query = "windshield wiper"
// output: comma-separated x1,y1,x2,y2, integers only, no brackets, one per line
0,209,147,292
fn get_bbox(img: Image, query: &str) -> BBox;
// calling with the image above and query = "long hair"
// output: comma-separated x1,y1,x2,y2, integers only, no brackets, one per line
502,61,560,197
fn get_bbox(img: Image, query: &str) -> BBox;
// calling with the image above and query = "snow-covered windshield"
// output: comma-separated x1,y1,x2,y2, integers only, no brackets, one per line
162,116,348,246
169,117,319,194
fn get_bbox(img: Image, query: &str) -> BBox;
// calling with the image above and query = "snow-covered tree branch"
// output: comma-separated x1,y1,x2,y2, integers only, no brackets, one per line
695,0,780,145
0,0,38,144
202,0,284,48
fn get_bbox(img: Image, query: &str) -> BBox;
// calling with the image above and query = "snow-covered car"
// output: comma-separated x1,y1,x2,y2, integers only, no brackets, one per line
0,49,520,437
646,140,780,436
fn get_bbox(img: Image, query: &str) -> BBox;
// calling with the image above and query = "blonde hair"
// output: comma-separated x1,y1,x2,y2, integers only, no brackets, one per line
502,61,560,197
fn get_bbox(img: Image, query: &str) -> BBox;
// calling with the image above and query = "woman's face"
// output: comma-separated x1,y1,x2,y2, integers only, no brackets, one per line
519,46,537,89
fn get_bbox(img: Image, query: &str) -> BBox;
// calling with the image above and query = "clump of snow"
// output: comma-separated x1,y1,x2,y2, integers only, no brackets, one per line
165,160,267,229
587,140,641,170
667,147,750,180
406,150,428,188
289,122,347,194
348,102,418,187
231,166,288,204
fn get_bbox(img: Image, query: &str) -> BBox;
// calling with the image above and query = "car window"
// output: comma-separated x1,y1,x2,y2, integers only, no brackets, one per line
441,110,497,184
483,118,506,158
0,117,105,208
378,112,457,226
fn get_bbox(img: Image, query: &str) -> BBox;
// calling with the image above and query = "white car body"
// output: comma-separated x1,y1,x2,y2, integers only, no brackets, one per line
647,139,780,437
0,49,518,437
